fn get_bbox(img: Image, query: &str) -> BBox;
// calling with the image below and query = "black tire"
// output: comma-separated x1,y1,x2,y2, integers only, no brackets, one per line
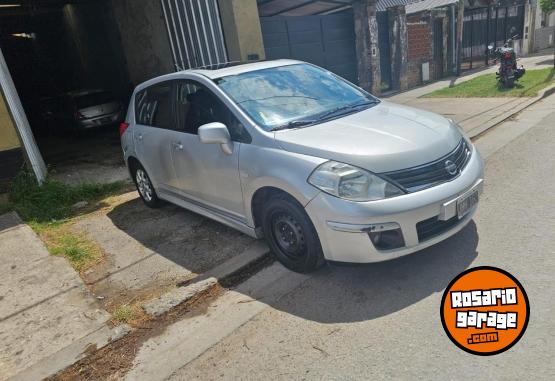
506,77,515,88
132,162,163,208
261,194,325,273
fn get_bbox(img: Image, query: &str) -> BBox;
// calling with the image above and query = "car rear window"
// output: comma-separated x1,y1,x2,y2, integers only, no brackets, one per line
75,92,114,109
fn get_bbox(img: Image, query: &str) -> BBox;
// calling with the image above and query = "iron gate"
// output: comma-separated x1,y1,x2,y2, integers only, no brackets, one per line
461,5,525,71
260,11,358,84
160,0,228,70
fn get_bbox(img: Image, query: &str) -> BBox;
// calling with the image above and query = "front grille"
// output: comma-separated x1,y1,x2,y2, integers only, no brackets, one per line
416,215,461,242
381,139,471,192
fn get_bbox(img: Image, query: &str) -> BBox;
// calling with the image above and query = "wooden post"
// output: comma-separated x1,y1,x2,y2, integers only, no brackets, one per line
456,0,465,75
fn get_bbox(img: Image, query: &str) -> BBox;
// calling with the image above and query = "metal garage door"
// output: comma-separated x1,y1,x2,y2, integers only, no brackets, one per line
260,11,358,84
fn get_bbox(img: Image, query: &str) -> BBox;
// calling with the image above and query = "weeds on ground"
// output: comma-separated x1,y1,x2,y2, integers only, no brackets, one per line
423,68,555,98
32,223,104,271
3,171,125,271
112,305,133,323
8,171,124,223
111,303,148,325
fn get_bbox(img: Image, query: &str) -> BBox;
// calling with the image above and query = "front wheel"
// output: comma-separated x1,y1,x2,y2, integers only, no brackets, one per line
261,195,325,273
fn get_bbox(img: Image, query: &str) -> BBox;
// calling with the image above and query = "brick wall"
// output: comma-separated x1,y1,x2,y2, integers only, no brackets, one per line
406,13,434,88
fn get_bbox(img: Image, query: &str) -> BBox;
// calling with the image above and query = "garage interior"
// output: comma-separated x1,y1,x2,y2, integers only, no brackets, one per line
0,0,129,181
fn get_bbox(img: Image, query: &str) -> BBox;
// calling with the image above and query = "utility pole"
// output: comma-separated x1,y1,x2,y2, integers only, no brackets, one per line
456,0,465,76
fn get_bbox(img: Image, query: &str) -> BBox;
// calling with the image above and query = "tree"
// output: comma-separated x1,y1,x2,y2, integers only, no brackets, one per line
539,0,555,13
540,0,555,67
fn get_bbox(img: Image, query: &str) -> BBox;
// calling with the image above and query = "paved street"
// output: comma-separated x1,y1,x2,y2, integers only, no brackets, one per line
127,95,555,380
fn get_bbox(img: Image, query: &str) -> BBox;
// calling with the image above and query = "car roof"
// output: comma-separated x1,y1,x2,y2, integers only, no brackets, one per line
186,59,302,79
138,59,304,89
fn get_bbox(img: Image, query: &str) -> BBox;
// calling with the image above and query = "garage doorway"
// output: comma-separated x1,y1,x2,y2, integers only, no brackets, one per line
260,10,358,84
0,1,129,182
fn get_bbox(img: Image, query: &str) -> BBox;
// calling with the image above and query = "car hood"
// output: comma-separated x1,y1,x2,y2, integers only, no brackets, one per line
274,101,462,173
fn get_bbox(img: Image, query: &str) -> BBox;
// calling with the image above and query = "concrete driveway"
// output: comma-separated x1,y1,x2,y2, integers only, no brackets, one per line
72,191,258,309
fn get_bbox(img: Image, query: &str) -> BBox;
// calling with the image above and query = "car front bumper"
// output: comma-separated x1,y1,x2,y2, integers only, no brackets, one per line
305,146,484,263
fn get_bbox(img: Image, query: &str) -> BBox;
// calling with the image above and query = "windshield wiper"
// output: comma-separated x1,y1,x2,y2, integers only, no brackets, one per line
316,100,378,121
270,119,318,131
269,100,379,131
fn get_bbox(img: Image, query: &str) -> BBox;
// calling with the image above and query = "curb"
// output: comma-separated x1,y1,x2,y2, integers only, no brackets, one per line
467,83,555,140
142,241,270,317
9,324,131,381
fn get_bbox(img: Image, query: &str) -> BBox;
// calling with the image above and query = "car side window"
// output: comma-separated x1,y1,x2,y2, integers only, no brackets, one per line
135,82,174,129
176,81,251,143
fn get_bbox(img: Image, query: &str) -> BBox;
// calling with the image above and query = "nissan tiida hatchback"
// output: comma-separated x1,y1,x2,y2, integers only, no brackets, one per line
120,60,483,273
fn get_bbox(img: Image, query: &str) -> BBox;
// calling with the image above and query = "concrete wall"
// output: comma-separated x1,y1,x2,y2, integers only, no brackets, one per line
353,0,381,94
219,0,265,62
535,26,554,50
0,90,20,151
111,0,174,87
388,7,408,91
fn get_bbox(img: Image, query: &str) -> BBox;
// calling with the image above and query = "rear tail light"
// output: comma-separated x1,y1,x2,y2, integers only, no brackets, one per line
119,122,130,137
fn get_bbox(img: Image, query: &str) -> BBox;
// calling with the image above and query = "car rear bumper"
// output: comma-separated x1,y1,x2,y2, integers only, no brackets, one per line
76,111,122,129
305,146,484,263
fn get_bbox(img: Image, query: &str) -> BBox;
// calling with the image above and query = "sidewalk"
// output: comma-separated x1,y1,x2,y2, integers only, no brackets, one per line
0,212,115,381
385,54,554,138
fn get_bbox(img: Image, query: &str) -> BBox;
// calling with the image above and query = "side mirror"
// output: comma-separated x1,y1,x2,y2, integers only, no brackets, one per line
198,122,233,155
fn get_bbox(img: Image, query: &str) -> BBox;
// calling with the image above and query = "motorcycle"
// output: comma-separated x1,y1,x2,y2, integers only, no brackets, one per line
487,36,525,88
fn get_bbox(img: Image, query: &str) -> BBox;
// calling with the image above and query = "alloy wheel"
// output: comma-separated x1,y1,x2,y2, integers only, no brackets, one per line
136,168,153,202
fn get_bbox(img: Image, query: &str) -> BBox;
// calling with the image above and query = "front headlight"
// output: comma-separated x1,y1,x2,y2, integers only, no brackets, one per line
308,161,404,201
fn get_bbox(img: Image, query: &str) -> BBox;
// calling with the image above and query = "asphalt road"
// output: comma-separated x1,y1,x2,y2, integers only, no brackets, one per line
134,96,555,380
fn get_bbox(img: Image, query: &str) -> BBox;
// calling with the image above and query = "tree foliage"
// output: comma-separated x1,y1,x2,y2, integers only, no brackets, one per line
540,0,555,14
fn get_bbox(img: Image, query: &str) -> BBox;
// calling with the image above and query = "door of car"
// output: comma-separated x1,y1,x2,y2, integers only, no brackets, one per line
133,81,182,191
170,80,249,220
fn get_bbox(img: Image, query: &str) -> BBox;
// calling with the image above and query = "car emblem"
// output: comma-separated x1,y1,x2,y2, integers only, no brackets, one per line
445,160,458,175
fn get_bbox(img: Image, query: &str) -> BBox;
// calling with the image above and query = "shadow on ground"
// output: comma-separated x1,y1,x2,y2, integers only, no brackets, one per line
106,193,477,324
106,196,255,274
266,221,479,324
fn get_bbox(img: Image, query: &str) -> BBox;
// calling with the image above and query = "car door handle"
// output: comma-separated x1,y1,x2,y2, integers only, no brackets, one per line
172,142,183,150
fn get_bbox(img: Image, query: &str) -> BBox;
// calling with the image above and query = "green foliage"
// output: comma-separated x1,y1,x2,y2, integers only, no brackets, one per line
540,0,555,14
424,68,555,98
112,305,133,323
7,171,124,223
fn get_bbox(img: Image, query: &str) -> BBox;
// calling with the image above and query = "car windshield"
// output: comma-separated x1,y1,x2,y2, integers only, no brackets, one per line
215,64,378,131
75,91,114,109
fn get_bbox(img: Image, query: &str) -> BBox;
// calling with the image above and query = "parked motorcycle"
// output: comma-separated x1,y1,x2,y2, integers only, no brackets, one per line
487,37,525,88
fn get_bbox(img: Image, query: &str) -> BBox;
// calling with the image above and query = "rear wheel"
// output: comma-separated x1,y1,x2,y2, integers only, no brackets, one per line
261,195,325,273
132,163,162,208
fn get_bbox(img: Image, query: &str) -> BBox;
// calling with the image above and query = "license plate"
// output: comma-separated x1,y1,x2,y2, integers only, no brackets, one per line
457,189,479,219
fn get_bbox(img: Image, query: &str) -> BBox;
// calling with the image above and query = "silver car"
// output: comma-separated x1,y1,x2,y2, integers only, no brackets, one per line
120,60,483,273
49,89,124,132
